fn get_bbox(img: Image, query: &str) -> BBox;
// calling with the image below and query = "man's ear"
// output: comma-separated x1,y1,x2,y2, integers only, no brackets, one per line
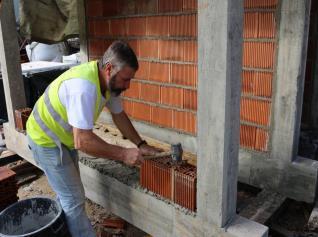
104,63,112,77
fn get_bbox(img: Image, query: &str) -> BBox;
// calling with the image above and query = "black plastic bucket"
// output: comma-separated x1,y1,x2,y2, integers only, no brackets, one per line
0,197,70,237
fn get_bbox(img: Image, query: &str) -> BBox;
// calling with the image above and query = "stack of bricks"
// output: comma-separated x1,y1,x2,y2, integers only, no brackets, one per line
240,0,278,152
0,167,18,211
86,0,278,153
140,157,196,211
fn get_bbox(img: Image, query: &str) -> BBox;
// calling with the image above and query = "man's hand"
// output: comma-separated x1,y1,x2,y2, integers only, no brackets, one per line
139,144,163,156
122,148,144,166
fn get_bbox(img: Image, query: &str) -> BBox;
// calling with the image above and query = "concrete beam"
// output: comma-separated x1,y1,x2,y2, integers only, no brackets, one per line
4,124,268,237
0,0,26,127
77,0,88,63
197,0,243,227
271,0,311,163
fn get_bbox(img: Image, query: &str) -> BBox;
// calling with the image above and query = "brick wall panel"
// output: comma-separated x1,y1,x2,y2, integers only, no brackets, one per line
139,40,159,59
183,0,197,11
169,14,197,37
94,19,110,37
110,19,127,36
244,0,278,9
147,16,170,36
140,83,161,103
161,86,184,108
117,0,136,15
183,89,197,110
254,72,272,97
159,0,183,12
88,20,95,37
135,0,158,14
102,1,119,16
149,62,170,83
240,98,271,126
122,99,134,116
258,12,276,38
241,70,254,95
254,128,269,151
244,13,258,38
127,17,147,36
135,61,149,80
123,81,140,99
87,0,103,17
173,111,196,134
132,102,151,122
127,40,139,57
159,40,184,61
240,125,257,149
243,42,275,69
183,41,198,62
151,106,174,128
171,64,197,87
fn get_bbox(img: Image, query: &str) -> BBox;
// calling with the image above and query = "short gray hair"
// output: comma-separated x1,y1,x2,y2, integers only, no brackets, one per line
98,40,138,73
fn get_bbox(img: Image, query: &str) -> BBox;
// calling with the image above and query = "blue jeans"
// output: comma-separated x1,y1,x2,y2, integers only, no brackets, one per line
27,136,96,237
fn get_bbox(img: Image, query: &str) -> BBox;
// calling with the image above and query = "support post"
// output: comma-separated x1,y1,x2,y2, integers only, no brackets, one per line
197,0,243,227
0,0,26,127
77,0,88,63
271,0,311,162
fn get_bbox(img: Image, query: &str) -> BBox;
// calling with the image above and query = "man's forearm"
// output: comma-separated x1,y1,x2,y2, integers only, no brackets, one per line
74,129,126,161
112,111,142,146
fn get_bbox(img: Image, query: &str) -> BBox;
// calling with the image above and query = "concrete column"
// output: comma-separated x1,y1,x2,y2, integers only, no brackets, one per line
0,0,26,127
271,0,311,162
77,0,88,63
197,0,243,227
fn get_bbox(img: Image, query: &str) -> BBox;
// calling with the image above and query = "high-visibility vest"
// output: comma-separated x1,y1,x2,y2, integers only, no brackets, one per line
26,61,103,149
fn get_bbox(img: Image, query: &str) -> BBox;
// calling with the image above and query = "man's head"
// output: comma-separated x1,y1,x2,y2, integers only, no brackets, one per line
99,41,138,96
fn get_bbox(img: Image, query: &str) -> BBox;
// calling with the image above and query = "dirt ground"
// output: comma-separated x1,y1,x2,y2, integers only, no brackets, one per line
17,173,148,237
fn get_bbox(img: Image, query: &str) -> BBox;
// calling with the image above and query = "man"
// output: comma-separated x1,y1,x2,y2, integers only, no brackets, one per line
26,41,159,237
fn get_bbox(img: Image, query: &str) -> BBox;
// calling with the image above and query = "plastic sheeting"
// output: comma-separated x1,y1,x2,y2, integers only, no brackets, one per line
19,0,78,43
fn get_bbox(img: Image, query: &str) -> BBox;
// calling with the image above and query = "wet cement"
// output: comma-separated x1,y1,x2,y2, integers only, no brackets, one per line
79,155,196,217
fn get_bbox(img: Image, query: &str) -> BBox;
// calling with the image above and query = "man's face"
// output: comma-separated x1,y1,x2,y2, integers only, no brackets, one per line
107,66,136,96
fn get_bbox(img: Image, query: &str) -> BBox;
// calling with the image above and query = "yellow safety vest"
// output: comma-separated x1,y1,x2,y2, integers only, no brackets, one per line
26,61,103,149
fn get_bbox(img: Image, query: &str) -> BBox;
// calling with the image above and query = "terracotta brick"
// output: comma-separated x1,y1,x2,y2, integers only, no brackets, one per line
159,40,184,61
169,14,197,37
171,64,197,87
122,81,140,99
140,83,160,103
132,102,151,122
110,19,127,36
159,0,183,12
241,70,254,95
254,128,269,151
151,106,173,128
122,99,134,116
254,72,272,97
127,40,139,57
88,39,103,56
258,12,276,38
146,16,169,36
240,98,271,126
161,86,184,108
135,0,158,14
139,40,159,59
102,1,119,16
87,20,95,37
243,13,258,38
135,61,149,80
149,62,170,83
94,19,110,37
183,89,197,110
117,0,136,15
243,42,275,69
173,110,196,134
87,0,103,17
127,17,147,36
240,124,257,149
183,0,197,11
183,40,198,62
244,0,278,9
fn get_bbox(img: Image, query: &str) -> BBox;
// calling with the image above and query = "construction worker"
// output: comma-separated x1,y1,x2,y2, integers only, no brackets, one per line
26,40,160,237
